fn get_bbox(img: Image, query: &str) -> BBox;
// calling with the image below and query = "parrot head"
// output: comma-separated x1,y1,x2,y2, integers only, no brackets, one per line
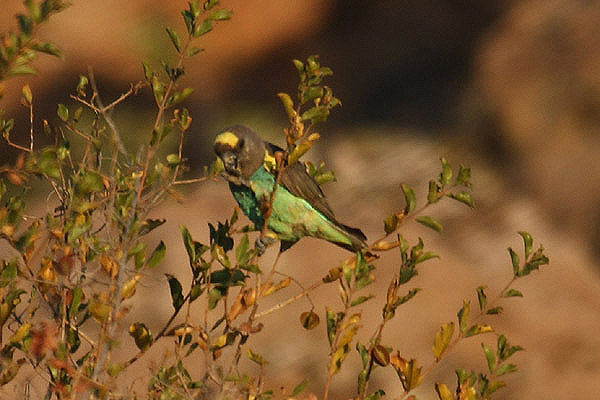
214,125,266,180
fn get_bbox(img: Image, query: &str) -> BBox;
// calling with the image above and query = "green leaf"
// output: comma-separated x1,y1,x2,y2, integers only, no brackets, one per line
486,306,503,315
166,27,182,52
486,380,507,395
129,322,153,351
401,183,416,213
495,363,517,376
518,231,533,259
440,157,453,186
181,225,195,265
17,14,33,35
416,216,443,233
508,247,520,276
139,218,166,236
0,261,18,287
288,141,312,165
235,234,250,266
188,46,202,56
350,295,373,307
428,180,441,204
464,324,493,338
169,88,195,107
213,245,231,268
77,170,104,194
415,251,439,264
292,379,308,396
384,214,400,234
302,86,324,104
396,358,423,391
456,165,472,187
152,76,165,104
32,42,62,58
395,287,421,307
476,286,487,311
365,389,385,400
165,274,184,311
76,75,89,97
147,241,166,268
210,9,233,21
448,192,474,208
208,287,223,310
482,343,496,373
326,308,342,346
57,103,69,122
189,284,204,302
433,322,454,360
194,19,213,37
277,92,296,120
435,383,455,400
457,300,470,334
503,289,523,298
8,65,37,76
247,348,268,366
301,105,329,123
142,60,153,80
70,287,83,317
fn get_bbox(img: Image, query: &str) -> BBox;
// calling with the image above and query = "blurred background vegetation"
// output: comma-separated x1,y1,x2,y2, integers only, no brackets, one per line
2,0,600,398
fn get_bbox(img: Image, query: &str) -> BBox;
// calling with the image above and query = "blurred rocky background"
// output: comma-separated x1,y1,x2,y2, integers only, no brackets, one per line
2,0,600,398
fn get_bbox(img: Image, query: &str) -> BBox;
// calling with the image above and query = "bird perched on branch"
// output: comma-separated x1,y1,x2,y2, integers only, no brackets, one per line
214,125,367,253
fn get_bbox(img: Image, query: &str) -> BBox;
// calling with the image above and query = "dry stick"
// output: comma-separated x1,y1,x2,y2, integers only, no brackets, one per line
255,279,324,319
87,67,127,156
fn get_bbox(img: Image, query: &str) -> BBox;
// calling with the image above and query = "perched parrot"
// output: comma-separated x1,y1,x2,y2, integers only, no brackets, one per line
213,125,367,253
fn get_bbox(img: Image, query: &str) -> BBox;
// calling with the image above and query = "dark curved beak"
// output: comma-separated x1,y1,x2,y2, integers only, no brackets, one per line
220,152,239,175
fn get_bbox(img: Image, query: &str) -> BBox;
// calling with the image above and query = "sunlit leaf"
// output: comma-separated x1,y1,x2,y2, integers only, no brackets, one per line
440,158,452,186
503,289,523,298
476,286,487,311
401,183,416,213
416,216,443,233
147,241,166,268
435,383,455,400
518,231,533,259
482,343,496,373
166,27,181,52
495,363,517,376
464,324,493,338
433,322,454,360
448,192,474,208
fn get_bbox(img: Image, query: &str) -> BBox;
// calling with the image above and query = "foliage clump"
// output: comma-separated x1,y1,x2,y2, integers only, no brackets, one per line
0,1,548,399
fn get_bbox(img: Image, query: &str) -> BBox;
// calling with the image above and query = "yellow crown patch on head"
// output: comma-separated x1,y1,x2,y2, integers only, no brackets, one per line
214,131,240,148
263,150,277,172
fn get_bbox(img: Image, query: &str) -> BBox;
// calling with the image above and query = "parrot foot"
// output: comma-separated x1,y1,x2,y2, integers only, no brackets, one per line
255,232,278,255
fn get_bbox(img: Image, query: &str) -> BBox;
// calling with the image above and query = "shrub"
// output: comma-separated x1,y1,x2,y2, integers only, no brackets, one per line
0,2,549,399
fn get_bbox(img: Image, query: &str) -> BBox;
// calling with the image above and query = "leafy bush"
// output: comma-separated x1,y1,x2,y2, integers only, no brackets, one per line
0,1,549,399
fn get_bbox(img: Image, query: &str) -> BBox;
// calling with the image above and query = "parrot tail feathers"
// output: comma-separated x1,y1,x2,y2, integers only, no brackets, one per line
336,223,368,252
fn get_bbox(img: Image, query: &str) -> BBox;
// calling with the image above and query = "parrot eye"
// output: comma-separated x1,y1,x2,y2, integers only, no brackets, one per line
237,138,245,149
